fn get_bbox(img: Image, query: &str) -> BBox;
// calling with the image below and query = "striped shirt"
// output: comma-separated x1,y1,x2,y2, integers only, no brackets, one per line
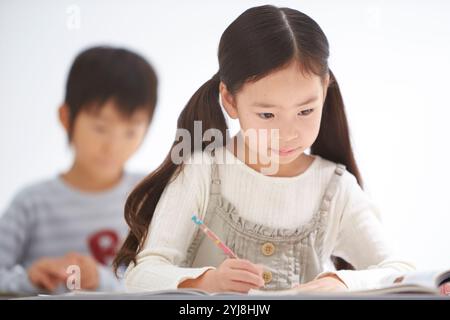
0,172,143,295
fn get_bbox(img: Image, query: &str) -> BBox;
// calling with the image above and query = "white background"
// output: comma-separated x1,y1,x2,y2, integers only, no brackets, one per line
1,0,449,270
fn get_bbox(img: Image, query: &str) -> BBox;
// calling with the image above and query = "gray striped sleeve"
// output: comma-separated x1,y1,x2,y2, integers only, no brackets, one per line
0,194,39,294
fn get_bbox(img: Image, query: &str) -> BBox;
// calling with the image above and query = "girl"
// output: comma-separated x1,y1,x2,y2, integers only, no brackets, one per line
114,5,414,293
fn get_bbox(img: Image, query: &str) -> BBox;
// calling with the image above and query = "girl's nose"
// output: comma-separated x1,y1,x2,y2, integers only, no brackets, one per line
279,126,299,143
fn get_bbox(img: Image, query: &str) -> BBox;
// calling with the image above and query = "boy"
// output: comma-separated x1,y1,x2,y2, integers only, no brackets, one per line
0,46,158,295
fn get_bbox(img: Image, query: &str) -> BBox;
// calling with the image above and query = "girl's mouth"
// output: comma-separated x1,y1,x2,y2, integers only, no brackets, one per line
270,146,301,157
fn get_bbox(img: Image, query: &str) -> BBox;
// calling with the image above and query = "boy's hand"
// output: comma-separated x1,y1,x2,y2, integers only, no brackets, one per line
179,258,265,293
28,253,100,292
293,274,348,292
27,257,68,292
64,252,100,290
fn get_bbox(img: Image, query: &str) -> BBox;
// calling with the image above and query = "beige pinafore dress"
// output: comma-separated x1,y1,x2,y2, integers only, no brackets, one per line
181,156,345,290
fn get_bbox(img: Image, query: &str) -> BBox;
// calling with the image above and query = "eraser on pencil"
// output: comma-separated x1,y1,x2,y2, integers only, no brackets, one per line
191,215,202,225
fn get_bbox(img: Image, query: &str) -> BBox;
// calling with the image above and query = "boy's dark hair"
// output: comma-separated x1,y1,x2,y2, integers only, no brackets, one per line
64,46,158,140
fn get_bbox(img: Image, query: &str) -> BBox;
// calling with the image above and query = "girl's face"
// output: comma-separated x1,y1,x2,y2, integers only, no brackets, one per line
221,61,329,165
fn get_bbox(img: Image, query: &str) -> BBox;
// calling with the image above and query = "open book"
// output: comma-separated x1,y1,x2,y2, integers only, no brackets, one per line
13,269,450,299
23,288,244,299
249,270,450,296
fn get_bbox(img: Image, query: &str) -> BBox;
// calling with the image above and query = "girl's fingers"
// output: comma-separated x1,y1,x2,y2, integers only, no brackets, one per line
228,259,263,276
229,270,265,287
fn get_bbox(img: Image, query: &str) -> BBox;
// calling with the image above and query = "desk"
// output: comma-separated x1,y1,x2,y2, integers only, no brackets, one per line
10,292,450,300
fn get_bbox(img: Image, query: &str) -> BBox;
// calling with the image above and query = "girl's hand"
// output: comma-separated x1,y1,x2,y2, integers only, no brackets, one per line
179,258,265,293
293,274,348,292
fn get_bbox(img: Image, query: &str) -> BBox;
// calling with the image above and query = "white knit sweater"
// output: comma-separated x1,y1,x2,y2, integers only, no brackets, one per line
124,146,414,292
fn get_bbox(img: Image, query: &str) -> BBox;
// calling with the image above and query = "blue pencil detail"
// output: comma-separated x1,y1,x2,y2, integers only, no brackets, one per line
192,215,203,225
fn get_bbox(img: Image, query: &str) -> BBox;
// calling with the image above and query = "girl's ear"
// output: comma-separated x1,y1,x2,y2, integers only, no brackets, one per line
58,104,70,132
220,82,239,119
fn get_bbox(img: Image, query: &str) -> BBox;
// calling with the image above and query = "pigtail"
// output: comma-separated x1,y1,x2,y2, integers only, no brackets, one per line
113,72,227,273
311,69,363,188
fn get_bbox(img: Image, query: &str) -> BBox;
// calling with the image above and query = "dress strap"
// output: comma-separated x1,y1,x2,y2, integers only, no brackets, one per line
318,164,346,214
210,154,221,195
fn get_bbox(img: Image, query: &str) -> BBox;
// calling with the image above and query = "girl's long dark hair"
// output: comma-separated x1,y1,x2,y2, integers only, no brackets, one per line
114,5,361,273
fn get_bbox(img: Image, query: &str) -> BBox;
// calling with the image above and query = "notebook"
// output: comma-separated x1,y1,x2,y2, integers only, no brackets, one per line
27,288,244,299
13,269,450,299
248,269,450,296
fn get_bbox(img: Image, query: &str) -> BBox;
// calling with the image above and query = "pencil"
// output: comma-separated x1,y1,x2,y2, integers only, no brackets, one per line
191,215,238,259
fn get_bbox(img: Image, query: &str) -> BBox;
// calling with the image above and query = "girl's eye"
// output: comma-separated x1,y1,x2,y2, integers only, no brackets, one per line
258,112,274,119
298,108,314,116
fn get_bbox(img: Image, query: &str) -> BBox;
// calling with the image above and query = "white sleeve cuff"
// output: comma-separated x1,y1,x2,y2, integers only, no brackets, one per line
125,264,216,292
315,268,407,291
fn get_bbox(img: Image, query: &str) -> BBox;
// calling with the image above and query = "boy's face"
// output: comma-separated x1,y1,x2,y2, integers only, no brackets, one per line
63,100,149,177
